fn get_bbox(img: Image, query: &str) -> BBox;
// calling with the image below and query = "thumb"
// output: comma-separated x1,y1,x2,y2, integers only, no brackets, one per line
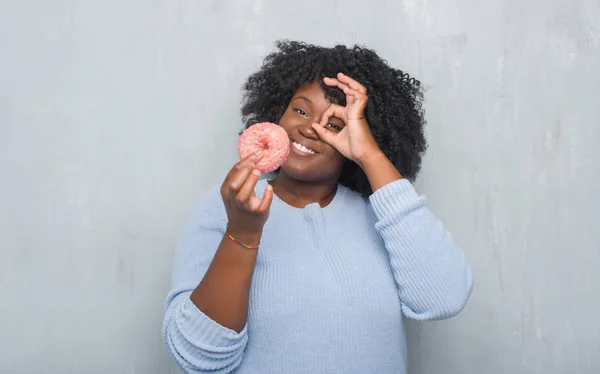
311,123,337,146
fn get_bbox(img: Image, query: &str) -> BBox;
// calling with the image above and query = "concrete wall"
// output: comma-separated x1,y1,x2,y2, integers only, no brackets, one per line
1,0,598,373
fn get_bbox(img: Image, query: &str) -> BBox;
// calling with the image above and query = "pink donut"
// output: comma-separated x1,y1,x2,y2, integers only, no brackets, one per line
238,122,290,173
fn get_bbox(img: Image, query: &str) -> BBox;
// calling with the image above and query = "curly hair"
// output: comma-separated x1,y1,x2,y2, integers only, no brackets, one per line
240,40,427,196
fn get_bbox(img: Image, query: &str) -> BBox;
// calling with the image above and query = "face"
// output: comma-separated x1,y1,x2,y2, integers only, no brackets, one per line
277,81,347,183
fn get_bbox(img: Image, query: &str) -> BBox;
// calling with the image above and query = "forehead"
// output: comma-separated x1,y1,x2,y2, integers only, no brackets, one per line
293,81,331,106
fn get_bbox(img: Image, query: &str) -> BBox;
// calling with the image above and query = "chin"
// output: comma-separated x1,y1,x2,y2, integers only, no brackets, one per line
279,166,317,182
279,163,340,184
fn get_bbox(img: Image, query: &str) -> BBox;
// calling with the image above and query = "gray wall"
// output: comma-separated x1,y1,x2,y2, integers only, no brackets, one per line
1,1,599,373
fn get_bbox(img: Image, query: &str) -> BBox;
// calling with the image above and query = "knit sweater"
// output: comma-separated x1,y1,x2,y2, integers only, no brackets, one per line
162,178,473,373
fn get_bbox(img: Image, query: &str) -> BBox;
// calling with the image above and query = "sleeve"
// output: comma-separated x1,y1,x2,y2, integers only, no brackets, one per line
369,179,474,321
162,185,248,373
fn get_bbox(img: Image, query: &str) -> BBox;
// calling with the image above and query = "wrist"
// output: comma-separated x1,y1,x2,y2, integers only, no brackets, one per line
357,151,403,193
356,150,387,169
226,223,263,247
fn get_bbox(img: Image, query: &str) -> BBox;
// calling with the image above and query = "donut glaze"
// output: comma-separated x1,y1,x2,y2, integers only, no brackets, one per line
238,122,290,173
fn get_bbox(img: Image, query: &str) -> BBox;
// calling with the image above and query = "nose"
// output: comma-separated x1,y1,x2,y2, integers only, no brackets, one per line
298,123,319,140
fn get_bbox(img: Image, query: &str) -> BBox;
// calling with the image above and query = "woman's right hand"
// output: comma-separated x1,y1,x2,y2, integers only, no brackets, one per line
220,150,274,238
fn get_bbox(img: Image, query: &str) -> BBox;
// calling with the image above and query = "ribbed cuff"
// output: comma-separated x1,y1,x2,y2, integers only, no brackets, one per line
369,179,422,221
178,297,247,349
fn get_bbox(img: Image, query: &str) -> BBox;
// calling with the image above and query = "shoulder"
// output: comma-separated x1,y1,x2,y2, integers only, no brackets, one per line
336,184,373,217
345,186,369,206
337,179,423,219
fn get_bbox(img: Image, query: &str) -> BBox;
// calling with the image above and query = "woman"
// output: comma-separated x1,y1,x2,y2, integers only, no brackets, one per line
162,40,473,374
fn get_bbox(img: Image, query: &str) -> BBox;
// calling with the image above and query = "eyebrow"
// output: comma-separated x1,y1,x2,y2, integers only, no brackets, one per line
292,95,313,105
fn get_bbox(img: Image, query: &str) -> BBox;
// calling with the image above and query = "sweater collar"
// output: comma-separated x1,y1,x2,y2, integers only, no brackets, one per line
256,178,350,213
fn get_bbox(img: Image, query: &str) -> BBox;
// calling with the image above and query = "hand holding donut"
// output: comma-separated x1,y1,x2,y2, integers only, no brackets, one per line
311,73,382,166
221,151,274,236
224,123,290,235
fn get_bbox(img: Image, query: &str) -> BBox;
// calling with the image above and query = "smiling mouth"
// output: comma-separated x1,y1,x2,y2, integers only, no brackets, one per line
291,141,316,155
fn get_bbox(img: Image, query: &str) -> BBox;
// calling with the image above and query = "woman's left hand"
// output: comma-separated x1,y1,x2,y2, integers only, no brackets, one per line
311,72,382,165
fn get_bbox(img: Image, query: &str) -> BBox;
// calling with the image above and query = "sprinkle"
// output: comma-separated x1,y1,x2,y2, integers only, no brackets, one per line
238,122,290,173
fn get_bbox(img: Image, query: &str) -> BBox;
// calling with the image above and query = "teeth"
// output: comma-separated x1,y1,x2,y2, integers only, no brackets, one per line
292,141,315,154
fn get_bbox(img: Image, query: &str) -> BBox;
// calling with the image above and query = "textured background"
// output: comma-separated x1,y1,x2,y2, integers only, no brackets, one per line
1,0,599,373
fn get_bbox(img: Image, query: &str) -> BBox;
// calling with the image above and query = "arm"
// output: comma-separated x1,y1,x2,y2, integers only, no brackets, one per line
190,229,261,333
312,73,472,320
162,188,251,373
163,193,248,373
163,153,272,373
361,152,473,320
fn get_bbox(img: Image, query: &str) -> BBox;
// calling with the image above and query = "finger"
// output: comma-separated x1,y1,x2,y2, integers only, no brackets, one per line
323,76,347,89
236,169,261,206
319,104,346,128
224,164,255,199
239,149,264,165
246,184,272,212
324,77,366,101
223,150,263,192
311,122,338,146
337,72,367,94
323,77,352,93
234,149,264,172
340,85,365,100
256,184,274,213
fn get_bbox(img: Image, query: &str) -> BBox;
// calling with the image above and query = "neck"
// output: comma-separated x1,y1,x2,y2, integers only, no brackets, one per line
270,171,338,208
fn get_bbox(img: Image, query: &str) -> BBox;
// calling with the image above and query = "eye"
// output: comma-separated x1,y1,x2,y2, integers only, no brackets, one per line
293,108,308,118
326,123,343,131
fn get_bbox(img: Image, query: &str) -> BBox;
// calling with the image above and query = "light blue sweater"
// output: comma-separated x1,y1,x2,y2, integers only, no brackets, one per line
163,178,473,373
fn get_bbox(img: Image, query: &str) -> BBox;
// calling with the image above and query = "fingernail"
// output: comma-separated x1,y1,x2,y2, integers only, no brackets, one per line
266,185,273,191
252,169,261,176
